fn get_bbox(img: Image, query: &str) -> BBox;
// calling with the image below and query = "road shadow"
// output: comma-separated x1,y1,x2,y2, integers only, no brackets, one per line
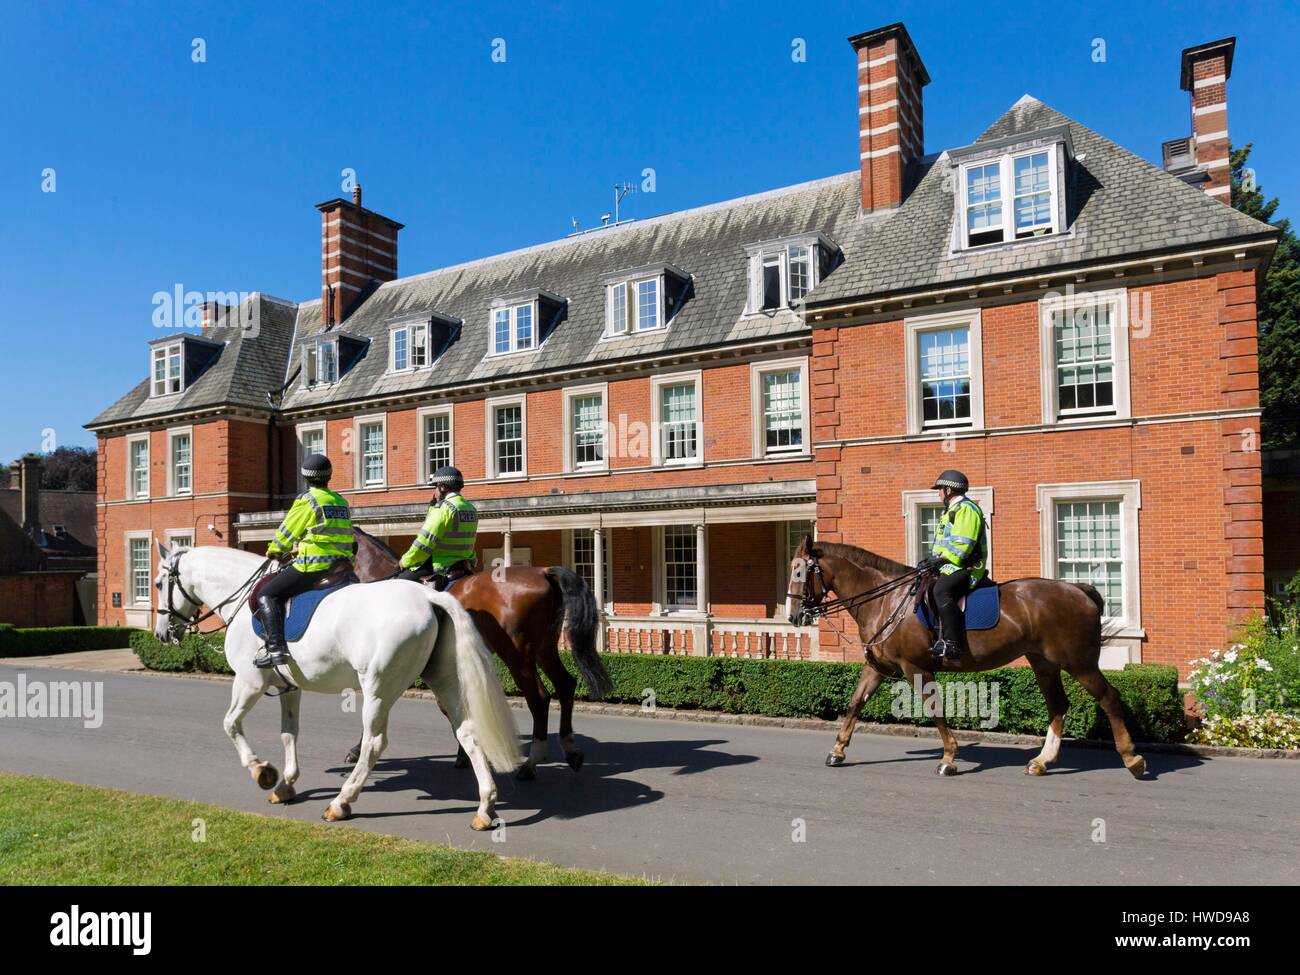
297,732,758,826
836,738,1204,780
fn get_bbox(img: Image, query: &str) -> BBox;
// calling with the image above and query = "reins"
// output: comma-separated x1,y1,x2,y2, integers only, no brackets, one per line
158,552,277,640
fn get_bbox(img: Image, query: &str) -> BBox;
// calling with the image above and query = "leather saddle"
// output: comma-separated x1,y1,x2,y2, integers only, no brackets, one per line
422,562,475,593
249,561,358,643
914,574,1001,632
248,560,357,615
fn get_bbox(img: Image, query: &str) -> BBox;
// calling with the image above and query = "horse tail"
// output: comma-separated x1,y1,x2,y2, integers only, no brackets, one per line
544,566,613,700
426,590,521,773
1073,583,1124,650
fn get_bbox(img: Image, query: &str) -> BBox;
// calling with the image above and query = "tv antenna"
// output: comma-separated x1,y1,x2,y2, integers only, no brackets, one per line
613,182,636,225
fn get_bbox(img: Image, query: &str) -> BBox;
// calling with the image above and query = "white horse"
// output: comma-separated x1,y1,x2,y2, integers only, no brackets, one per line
152,543,521,828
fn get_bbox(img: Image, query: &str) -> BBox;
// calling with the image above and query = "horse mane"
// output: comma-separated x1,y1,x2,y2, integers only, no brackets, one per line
812,540,913,577
354,525,399,560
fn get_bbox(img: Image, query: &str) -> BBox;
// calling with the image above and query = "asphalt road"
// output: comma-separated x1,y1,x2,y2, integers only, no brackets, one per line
2,663,1297,885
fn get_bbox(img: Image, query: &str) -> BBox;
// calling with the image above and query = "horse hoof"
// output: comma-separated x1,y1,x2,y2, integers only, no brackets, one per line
269,784,296,804
452,753,471,769
1024,761,1046,776
323,801,351,822
1126,755,1147,779
935,762,960,777
470,814,493,832
515,763,536,782
251,763,278,790
826,752,845,767
566,750,584,771
344,747,360,765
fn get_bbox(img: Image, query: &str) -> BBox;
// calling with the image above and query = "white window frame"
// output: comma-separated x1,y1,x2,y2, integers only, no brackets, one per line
416,406,454,484
485,394,527,480
650,370,703,468
905,308,985,435
125,531,153,608
166,426,193,497
654,524,702,615
303,336,340,388
126,433,150,500
1039,287,1132,424
750,357,811,459
1036,480,1143,640
164,528,194,551
605,275,667,337
958,147,1061,249
745,237,828,314
295,422,326,493
489,300,538,357
774,519,817,618
562,383,609,473
389,321,432,373
565,528,614,608
353,414,387,489
901,487,995,570
150,342,185,397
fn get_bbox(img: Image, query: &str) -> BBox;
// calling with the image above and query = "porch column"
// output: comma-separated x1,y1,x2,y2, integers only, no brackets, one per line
695,522,709,614
502,530,513,567
592,526,606,652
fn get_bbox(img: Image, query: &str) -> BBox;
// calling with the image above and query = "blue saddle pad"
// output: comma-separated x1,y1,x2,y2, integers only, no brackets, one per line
915,581,1001,631
253,579,353,643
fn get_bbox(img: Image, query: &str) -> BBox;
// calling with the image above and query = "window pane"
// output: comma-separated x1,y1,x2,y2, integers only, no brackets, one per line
131,538,150,603
1055,304,1115,415
361,423,384,485
918,504,943,560
609,283,628,335
919,328,972,424
131,440,149,497
411,324,428,367
762,255,781,310
393,327,408,370
515,304,534,349
1055,500,1123,618
424,413,450,475
661,383,698,460
495,405,523,475
788,246,811,302
572,528,612,600
494,309,511,354
966,161,1002,242
173,434,191,493
321,341,338,383
636,279,659,330
763,370,803,450
664,526,698,608
1013,152,1052,235
572,394,604,466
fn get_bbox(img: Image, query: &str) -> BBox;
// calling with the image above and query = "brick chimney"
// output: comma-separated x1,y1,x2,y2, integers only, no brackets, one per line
849,22,930,212
315,184,405,325
17,453,41,537
1180,37,1235,202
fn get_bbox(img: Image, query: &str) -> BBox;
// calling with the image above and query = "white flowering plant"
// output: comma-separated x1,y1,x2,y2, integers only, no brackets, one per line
1188,615,1298,722
1188,711,1300,750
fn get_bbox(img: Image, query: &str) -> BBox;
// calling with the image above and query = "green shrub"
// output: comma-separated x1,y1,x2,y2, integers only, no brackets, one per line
1189,614,1300,720
128,630,1185,743
0,626,140,658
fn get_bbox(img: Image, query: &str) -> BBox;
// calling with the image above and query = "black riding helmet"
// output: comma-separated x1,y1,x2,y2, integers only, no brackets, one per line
429,466,464,491
301,453,333,486
932,469,969,493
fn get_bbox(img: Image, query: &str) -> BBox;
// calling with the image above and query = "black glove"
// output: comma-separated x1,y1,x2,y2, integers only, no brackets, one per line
917,555,943,573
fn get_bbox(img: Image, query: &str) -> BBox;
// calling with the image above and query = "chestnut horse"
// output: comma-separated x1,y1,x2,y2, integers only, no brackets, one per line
786,537,1146,779
351,527,613,777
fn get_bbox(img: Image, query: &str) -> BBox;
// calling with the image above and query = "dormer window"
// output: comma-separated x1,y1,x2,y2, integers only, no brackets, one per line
302,331,367,388
952,127,1071,250
388,313,459,373
745,234,838,313
152,342,183,396
487,290,566,357
604,264,691,337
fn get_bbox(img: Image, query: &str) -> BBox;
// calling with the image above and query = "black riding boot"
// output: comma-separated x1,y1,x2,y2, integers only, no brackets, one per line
931,570,971,664
254,594,292,669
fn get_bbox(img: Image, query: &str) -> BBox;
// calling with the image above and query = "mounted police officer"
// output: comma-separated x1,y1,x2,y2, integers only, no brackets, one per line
256,453,354,669
396,466,479,589
917,469,988,664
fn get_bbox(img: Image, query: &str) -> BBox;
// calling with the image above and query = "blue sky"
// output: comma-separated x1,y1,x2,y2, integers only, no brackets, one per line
1,0,1296,463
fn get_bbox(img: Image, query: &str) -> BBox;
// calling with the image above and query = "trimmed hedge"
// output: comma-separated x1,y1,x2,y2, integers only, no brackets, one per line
128,630,1184,742
0,625,140,658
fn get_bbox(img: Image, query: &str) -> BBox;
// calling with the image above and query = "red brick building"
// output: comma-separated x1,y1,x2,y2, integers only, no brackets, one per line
88,22,1282,677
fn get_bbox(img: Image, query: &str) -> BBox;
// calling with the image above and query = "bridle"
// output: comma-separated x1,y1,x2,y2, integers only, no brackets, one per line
156,551,274,641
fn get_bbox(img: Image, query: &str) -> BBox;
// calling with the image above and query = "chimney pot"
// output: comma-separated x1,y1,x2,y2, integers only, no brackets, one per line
19,453,41,537
1179,36,1235,203
849,22,930,212
316,189,404,325
352,183,362,207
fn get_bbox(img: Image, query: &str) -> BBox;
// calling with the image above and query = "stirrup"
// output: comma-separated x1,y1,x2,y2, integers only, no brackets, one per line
255,646,292,669
930,639,961,664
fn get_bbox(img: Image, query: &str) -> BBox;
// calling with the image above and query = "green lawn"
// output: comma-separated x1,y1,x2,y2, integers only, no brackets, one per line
0,773,647,885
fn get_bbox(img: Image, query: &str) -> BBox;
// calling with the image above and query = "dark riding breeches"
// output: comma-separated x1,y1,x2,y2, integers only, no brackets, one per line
932,568,973,643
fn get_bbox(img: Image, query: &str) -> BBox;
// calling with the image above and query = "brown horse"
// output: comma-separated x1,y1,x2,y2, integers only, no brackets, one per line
786,537,1145,779
351,527,613,778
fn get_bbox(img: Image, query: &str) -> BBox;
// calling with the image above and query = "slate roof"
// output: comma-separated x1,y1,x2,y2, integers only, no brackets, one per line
87,295,298,427
90,96,1277,426
806,96,1276,306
